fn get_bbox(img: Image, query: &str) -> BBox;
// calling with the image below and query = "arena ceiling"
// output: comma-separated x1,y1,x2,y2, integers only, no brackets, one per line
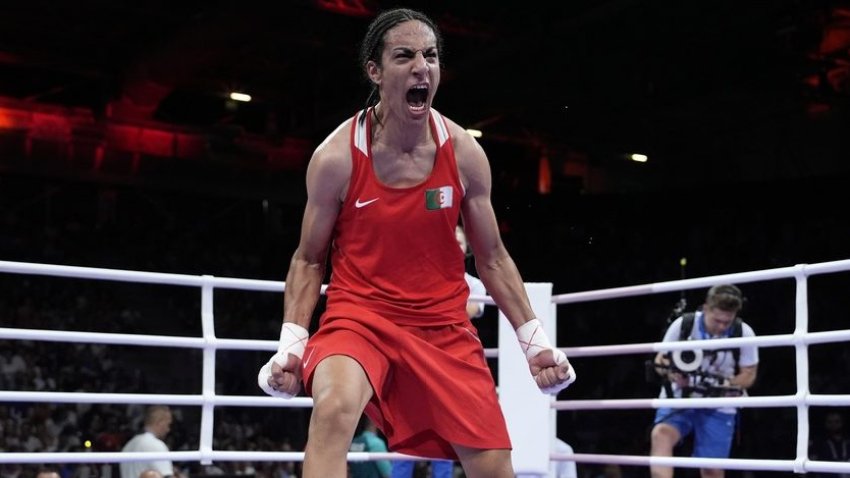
0,0,848,198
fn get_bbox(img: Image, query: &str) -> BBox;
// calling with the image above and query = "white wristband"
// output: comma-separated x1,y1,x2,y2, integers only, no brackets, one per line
275,322,309,359
257,322,309,398
516,319,576,394
515,319,555,361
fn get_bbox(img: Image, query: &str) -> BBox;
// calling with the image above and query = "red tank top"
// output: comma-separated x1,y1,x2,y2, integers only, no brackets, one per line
322,108,468,326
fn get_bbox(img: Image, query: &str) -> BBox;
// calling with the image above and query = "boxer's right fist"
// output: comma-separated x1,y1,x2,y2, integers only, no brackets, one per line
257,322,309,398
516,319,576,395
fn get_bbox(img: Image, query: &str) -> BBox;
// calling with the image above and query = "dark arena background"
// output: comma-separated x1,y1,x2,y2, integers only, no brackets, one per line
1,1,849,477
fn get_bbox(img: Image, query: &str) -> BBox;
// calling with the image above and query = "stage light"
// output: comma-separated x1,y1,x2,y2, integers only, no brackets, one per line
229,92,252,102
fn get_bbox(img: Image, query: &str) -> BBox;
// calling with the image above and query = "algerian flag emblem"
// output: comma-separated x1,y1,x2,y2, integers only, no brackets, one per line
425,186,453,210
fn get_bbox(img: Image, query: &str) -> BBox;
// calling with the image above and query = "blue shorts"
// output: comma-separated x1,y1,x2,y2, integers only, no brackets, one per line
654,408,737,458
391,460,452,478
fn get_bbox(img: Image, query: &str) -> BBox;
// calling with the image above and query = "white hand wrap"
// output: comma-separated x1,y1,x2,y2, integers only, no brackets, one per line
516,319,577,394
257,322,309,399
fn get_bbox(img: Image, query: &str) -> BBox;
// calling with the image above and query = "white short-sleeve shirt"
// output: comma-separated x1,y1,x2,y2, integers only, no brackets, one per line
659,311,759,413
119,431,174,478
465,273,486,318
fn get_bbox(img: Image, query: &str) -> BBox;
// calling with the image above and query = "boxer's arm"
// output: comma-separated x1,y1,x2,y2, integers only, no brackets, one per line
259,126,349,398
283,140,347,329
452,123,575,393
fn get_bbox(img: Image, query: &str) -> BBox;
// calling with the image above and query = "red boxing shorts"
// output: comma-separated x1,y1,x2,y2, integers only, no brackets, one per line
301,307,511,460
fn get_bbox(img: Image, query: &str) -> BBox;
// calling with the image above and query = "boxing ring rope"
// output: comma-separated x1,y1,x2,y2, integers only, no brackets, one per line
2,258,850,476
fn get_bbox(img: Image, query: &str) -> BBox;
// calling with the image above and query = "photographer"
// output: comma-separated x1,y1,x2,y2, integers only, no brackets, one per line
649,284,759,478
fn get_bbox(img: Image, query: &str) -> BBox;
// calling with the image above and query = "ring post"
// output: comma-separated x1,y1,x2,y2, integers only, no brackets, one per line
499,282,555,476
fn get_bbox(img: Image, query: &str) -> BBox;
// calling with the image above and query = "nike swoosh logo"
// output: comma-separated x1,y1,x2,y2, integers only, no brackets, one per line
302,349,315,369
355,197,379,208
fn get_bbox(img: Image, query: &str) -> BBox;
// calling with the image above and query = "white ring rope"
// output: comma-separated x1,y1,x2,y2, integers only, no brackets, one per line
550,259,850,304
2,259,850,475
0,451,415,464
0,390,315,408
554,394,850,411
561,453,850,474
562,329,850,357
